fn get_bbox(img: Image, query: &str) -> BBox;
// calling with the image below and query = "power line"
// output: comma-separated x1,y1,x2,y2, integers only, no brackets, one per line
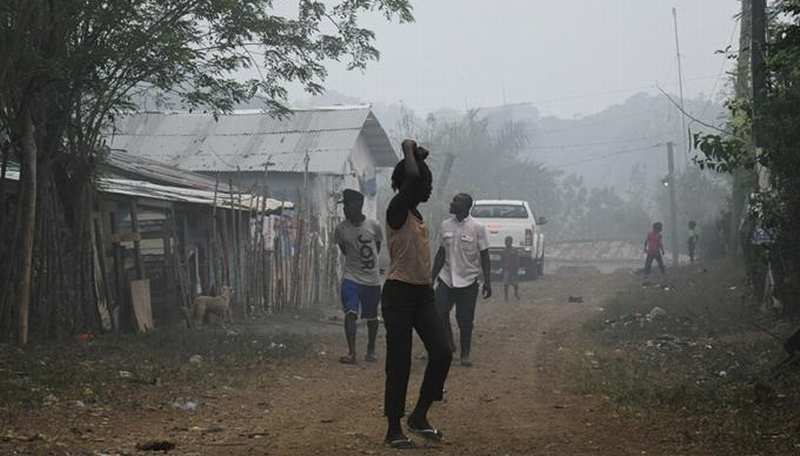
527,136,662,151
656,86,728,134
549,144,663,170
492,74,721,109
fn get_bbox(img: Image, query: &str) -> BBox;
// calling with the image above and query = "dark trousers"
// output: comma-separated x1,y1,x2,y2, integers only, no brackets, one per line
381,280,453,419
688,239,697,263
435,280,479,358
644,253,665,275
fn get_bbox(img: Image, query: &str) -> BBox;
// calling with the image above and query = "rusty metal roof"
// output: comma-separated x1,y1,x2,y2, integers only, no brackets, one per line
102,148,222,191
3,166,291,211
106,106,398,174
98,179,290,211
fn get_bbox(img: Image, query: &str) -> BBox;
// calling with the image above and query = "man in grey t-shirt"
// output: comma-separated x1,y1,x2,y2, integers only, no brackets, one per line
334,189,383,364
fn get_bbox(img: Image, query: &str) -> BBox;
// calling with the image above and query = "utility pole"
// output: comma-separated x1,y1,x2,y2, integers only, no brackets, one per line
303,151,311,220
263,155,274,198
751,0,767,183
672,7,688,164
667,142,680,267
729,0,753,258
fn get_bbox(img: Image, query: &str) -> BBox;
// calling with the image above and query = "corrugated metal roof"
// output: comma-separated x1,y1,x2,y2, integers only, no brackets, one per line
107,106,398,174
99,178,290,211
102,149,222,190
2,167,291,211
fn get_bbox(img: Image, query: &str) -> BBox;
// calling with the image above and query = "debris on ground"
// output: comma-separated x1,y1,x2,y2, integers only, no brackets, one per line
568,296,584,303
172,399,199,412
191,425,224,434
585,260,800,455
136,440,176,452
646,306,667,321
268,342,287,350
43,393,59,405
1,431,47,443
118,370,133,379
188,355,204,365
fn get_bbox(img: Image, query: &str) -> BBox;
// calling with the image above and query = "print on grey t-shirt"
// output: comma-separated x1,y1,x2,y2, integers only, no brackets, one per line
334,219,383,286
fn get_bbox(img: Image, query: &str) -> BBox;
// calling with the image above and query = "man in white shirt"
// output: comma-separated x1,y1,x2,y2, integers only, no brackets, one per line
432,193,491,367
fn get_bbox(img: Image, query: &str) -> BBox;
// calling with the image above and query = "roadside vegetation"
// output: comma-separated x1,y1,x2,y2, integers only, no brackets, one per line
0,328,310,415
573,261,800,454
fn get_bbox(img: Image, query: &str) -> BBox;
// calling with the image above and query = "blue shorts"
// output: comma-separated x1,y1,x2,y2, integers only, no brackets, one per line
341,279,381,320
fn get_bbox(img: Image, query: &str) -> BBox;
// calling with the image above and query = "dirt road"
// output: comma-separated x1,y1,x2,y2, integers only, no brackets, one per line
3,270,662,455
255,270,655,456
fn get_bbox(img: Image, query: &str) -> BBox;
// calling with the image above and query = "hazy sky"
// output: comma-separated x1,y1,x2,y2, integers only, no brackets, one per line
275,0,741,118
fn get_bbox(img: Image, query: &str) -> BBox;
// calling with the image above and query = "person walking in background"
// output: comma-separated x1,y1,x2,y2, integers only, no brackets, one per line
381,139,452,448
688,220,699,263
502,236,520,302
644,222,666,277
432,193,492,367
334,189,383,365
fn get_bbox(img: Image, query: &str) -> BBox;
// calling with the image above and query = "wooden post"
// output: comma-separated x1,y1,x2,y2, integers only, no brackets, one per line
91,215,112,332
130,199,145,280
729,0,753,259
751,0,767,191
210,178,219,291
667,142,680,267
109,211,126,332
17,108,37,346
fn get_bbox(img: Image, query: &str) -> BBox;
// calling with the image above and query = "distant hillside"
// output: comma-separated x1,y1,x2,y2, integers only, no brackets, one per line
479,93,727,193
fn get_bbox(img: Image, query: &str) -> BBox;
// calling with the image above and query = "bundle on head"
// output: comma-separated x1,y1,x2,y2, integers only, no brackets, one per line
391,159,432,191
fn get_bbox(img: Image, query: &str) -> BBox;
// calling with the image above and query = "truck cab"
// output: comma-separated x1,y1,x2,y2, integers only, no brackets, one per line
470,200,546,279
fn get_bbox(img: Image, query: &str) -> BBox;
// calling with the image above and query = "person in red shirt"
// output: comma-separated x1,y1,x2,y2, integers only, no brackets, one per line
644,222,666,276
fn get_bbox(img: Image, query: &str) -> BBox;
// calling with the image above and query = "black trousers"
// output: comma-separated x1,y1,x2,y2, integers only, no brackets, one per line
381,280,453,419
644,253,665,275
435,280,479,357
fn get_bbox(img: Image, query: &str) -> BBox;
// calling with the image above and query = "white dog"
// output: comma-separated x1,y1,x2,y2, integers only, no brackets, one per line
192,286,233,326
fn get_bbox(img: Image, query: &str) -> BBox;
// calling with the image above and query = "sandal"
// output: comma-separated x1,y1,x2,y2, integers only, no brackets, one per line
385,437,415,449
407,424,444,442
339,355,357,365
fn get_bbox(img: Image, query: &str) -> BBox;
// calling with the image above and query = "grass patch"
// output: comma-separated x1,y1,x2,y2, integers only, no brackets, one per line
571,260,800,454
0,326,311,412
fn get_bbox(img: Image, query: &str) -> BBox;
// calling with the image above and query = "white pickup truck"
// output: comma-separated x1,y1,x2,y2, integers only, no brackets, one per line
470,199,546,279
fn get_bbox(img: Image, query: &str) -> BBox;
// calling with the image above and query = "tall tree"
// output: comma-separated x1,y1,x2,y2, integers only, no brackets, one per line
0,0,413,344
695,0,800,311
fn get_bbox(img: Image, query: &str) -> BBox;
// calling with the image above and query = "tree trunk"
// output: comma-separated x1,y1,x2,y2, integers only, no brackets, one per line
729,0,753,258
17,108,38,346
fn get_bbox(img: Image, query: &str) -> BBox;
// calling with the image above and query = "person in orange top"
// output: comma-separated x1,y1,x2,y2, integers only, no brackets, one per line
381,139,452,449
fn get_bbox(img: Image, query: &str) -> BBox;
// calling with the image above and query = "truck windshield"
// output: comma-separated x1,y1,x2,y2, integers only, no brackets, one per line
471,204,529,219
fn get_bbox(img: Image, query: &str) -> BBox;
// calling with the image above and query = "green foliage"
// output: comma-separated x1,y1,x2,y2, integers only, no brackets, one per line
692,98,752,174
693,0,800,311
0,0,413,155
0,0,413,338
